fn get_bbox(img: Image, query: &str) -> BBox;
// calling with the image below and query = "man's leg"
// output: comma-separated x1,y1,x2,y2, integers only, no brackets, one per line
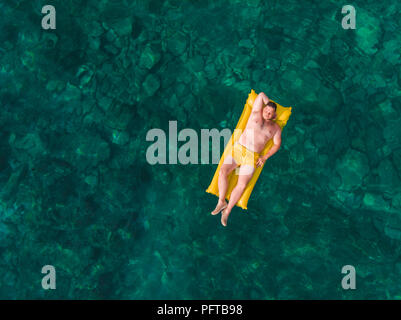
221,165,254,226
211,156,238,215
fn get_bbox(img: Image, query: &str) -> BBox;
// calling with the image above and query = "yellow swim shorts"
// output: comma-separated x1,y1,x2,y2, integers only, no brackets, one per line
226,142,260,168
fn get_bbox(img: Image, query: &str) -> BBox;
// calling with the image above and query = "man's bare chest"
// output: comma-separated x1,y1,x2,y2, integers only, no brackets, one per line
246,120,276,140
260,122,276,139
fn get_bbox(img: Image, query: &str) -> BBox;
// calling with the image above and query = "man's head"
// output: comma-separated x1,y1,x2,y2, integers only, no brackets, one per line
262,101,277,120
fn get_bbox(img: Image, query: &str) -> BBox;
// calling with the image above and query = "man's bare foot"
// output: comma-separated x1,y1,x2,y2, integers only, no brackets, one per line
211,200,227,215
221,209,230,227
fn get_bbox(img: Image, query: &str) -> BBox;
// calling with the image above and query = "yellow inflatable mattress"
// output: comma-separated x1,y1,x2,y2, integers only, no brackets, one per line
206,89,292,210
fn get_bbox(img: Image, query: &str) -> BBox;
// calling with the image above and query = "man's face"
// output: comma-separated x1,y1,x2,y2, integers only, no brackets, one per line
262,106,275,120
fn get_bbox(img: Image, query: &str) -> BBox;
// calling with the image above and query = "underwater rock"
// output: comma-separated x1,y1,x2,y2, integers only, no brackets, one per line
0,217,10,242
97,63,113,83
110,138,141,169
111,130,130,145
188,55,204,73
334,190,363,210
232,54,252,78
97,95,113,113
318,58,346,83
279,66,301,95
238,39,253,49
57,133,110,170
298,70,321,104
105,27,119,43
159,169,173,186
143,74,160,97
383,120,401,151
365,127,386,165
33,157,74,189
355,10,380,55
364,76,387,92
392,150,401,174
233,80,252,92
60,83,82,101
104,43,120,55
251,68,264,82
167,93,179,113
76,65,95,88
362,192,390,211
393,193,401,209
247,0,261,6
204,62,217,80
279,66,342,116
336,149,369,190
139,45,161,70
104,103,134,131
89,36,101,51
111,17,133,37
330,37,350,59
10,132,47,160
1,164,28,201
180,91,196,109
166,33,187,56
375,100,398,121
87,20,104,37
175,82,187,98
384,212,401,240
41,32,58,49
178,69,192,85
102,25,122,55
190,75,207,96
264,57,281,71
378,158,400,189
315,84,342,116
45,80,65,92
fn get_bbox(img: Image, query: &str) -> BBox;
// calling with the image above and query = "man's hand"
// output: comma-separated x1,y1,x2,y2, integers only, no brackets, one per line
256,131,282,168
256,155,268,168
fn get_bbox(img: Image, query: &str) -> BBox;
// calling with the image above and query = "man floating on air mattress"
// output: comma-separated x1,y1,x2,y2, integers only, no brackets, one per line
210,92,282,227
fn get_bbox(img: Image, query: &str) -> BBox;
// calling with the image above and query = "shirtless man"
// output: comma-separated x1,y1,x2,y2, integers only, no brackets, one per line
211,92,282,226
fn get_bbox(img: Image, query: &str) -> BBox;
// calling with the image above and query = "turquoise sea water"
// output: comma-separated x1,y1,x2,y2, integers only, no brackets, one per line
0,0,401,299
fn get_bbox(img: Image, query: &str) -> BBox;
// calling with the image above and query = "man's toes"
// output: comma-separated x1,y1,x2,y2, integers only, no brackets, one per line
221,211,228,226
211,202,227,215
211,209,219,215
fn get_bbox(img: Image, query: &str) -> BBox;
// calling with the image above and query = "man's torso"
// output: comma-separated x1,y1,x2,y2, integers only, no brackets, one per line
238,117,279,153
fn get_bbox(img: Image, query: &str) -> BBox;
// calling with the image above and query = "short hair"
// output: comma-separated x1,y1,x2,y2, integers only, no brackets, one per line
265,101,277,111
